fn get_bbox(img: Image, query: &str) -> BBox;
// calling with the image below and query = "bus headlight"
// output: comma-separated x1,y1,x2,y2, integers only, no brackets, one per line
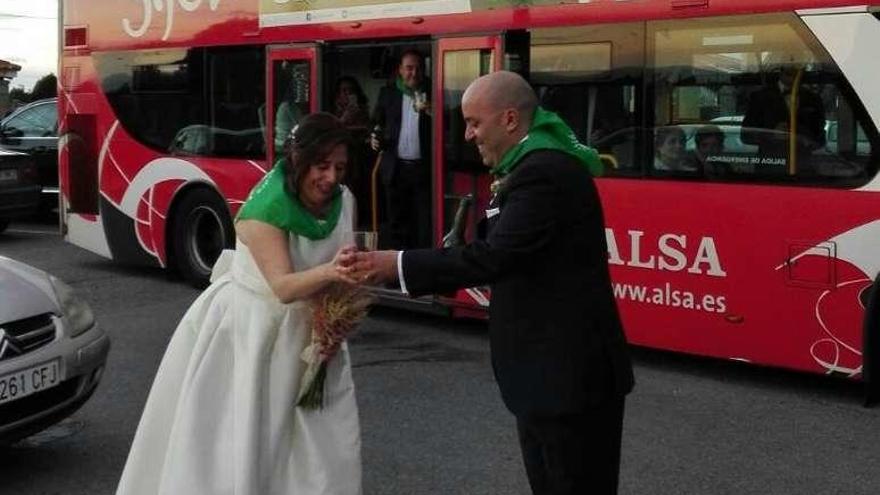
50,276,95,337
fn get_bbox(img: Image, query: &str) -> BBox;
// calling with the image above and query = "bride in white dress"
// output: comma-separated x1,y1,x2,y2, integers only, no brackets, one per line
117,113,364,495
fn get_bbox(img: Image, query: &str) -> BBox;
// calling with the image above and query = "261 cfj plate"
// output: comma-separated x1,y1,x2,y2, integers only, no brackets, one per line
0,360,61,406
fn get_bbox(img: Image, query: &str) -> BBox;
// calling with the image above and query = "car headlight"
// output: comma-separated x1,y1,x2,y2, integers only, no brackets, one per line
49,275,95,337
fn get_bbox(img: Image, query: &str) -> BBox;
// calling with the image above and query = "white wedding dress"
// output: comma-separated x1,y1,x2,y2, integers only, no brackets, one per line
117,190,361,495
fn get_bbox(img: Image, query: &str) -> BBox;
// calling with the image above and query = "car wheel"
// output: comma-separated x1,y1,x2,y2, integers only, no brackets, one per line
171,188,234,288
0,219,9,233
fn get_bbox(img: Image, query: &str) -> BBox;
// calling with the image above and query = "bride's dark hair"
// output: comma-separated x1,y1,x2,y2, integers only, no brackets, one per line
282,112,351,199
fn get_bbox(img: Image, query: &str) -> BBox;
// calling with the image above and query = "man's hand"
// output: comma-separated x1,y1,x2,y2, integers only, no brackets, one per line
353,250,400,284
418,99,432,116
370,134,381,152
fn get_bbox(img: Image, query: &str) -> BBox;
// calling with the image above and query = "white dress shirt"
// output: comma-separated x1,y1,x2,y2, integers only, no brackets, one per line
397,93,421,161
396,251,409,294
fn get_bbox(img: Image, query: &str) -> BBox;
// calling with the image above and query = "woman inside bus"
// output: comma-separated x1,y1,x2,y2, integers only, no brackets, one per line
333,75,370,130
333,76,373,227
653,125,695,172
117,113,365,495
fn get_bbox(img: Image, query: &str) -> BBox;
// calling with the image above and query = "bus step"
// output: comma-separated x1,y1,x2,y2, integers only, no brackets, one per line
369,286,450,317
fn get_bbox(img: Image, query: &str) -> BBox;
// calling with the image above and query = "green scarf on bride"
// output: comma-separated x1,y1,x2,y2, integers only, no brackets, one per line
236,159,343,240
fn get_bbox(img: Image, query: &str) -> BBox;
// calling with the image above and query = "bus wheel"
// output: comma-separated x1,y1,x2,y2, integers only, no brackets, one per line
171,188,234,288
864,277,880,407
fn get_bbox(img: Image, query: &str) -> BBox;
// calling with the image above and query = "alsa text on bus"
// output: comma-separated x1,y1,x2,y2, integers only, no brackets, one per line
606,229,727,278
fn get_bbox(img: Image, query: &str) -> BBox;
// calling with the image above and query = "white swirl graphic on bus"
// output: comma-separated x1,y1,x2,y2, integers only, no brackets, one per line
810,278,868,377
788,220,880,377
123,0,221,41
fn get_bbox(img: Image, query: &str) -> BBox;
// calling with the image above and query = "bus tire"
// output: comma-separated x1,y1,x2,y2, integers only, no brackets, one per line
170,188,234,289
864,276,880,407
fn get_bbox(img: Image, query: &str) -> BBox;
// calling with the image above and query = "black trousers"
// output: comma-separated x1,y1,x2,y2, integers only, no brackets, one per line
385,159,431,250
516,397,626,495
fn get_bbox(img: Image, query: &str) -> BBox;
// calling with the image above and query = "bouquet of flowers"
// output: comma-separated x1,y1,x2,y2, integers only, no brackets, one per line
297,283,374,410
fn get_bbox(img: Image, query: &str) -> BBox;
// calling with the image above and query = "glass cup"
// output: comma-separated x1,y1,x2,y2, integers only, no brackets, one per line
350,231,378,252
413,91,427,112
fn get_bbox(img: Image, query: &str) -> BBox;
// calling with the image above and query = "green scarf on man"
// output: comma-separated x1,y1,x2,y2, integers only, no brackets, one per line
395,77,429,98
491,107,603,178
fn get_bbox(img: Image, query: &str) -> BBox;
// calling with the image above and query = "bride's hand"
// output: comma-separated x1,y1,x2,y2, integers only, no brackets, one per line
327,245,359,284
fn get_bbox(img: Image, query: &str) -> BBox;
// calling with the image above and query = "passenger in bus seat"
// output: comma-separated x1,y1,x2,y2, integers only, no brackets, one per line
275,99,304,153
653,126,695,172
690,125,725,175
371,49,432,250
272,62,308,153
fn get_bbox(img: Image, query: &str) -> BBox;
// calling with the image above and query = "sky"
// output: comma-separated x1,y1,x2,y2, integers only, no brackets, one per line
0,0,58,91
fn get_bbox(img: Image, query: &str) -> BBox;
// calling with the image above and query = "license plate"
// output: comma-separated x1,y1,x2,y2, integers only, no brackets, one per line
0,360,61,406
0,168,17,183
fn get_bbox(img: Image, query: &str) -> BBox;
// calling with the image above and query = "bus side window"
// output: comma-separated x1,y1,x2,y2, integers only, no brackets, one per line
529,23,645,176
648,13,878,187
95,46,267,160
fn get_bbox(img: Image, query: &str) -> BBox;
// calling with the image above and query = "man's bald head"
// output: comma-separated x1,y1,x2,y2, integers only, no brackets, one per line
463,71,538,128
461,71,539,168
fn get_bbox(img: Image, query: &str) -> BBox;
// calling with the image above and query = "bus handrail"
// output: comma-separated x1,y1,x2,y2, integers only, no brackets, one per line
599,153,619,170
788,67,804,176
371,151,383,233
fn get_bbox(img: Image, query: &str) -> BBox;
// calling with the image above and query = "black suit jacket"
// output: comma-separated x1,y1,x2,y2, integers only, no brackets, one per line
402,150,634,417
372,84,432,186
741,84,826,159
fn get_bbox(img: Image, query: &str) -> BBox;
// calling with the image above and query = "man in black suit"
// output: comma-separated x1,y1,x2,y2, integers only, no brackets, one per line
741,64,826,172
355,71,634,494
371,49,432,249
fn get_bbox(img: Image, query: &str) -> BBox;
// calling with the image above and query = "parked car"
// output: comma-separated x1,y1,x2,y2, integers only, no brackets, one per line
0,255,109,444
824,120,871,155
0,147,41,233
0,98,58,210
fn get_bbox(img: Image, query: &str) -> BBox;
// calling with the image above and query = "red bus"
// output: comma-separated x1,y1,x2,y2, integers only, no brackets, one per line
59,0,880,386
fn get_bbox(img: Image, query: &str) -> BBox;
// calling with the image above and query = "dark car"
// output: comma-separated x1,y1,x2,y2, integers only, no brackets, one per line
0,98,58,210
0,147,41,233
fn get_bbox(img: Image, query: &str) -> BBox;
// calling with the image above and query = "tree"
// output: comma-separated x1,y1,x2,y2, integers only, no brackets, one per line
29,73,57,101
8,86,27,103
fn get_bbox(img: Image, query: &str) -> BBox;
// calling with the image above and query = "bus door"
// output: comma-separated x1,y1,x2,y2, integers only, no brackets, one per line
435,35,501,314
266,45,320,167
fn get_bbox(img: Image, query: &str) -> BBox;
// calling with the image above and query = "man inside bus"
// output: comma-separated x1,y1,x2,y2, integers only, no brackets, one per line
741,62,826,173
690,124,725,175
354,71,634,495
370,49,432,250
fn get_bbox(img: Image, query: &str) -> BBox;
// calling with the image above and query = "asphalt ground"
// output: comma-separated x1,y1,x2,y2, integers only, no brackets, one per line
0,217,878,494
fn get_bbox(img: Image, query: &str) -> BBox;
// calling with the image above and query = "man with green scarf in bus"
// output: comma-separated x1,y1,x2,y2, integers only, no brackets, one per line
371,49,433,250
355,70,634,495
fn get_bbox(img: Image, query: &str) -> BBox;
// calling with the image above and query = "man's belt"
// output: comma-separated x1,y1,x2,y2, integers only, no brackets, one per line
397,158,422,166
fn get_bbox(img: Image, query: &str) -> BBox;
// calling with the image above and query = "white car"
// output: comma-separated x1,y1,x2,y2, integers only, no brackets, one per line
0,255,109,444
